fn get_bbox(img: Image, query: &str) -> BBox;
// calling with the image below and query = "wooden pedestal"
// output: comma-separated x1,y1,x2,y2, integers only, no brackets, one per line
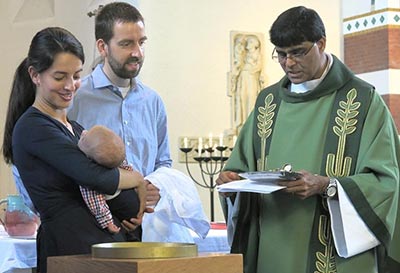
47,253,243,273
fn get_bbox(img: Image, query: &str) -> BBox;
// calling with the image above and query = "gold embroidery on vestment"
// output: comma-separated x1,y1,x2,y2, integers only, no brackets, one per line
314,215,337,273
256,93,276,171
315,88,360,273
326,88,359,178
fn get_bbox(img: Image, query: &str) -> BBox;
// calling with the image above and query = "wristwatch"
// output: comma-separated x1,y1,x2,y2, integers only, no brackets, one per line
322,178,337,198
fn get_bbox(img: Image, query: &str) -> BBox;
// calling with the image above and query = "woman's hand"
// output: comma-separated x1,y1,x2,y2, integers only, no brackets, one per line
122,180,154,232
121,207,154,232
137,177,147,212
118,169,152,232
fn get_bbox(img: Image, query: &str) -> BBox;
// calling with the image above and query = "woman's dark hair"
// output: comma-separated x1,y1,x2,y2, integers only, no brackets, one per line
269,6,326,47
95,2,144,44
2,27,84,164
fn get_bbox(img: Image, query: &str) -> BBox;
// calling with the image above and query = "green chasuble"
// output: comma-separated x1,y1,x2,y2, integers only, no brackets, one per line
223,56,400,273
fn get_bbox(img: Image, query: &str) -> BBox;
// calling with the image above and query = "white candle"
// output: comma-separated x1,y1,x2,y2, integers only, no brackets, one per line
183,137,188,148
205,144,209,155
219,133,224,146
232,135,237,146
198,137,203,156
208,133,213,147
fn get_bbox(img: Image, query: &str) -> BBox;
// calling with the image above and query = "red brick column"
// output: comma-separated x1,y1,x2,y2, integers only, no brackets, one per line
343,9,400,132
382,94,400,131
344,27,400,73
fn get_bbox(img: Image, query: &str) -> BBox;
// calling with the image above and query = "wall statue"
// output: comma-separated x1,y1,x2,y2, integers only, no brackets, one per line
228,31,267,134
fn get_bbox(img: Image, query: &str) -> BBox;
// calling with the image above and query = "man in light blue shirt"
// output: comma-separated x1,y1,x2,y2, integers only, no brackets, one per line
68,2,172,236
68,64,172,178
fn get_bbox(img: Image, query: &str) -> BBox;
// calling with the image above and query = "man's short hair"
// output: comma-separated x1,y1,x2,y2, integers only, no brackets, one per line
95,2,144,44
269,6,326,47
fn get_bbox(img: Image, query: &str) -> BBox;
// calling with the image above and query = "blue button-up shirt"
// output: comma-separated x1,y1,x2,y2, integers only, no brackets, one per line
68,64,172,176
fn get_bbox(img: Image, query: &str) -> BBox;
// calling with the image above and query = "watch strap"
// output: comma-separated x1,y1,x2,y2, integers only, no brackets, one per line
322,178,337,198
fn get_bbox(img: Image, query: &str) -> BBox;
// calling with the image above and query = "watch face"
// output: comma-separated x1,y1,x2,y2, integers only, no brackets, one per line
327,186,337,197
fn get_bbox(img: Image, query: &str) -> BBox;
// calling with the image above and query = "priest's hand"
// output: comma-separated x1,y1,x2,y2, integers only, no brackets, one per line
216,171,241,197
216,171,241,185
277,170,329,199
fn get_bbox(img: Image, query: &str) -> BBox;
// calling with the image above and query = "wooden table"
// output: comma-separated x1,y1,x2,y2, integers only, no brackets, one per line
47,253,242,273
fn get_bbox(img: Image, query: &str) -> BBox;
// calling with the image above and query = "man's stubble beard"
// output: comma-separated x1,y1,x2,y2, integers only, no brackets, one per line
107,51,143,79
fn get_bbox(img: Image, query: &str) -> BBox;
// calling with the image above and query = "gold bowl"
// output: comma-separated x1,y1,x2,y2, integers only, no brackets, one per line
92,242,198,259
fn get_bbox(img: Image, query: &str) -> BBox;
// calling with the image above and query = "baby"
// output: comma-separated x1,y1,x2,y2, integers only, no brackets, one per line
78,125,140,235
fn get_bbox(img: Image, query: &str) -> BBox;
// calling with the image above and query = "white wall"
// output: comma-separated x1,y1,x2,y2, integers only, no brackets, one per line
136,0,342,221
0,0,341,222
0,0,95,203
343,0,400,18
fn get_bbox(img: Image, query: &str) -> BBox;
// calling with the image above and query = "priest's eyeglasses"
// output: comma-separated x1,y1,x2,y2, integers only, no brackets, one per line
272,43,316,63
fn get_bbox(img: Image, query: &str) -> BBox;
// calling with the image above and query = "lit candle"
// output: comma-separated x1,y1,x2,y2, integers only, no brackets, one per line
198,137,203,156
232,135,237,146
183,137,188,148
219,133,224,146
208,133,213,147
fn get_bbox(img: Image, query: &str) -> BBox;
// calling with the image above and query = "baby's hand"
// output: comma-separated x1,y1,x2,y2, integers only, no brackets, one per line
107,222,121,234
119,160,134,171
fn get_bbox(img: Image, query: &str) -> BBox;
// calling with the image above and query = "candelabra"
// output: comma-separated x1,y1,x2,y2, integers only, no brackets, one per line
180,136,235,222
87,5,103,17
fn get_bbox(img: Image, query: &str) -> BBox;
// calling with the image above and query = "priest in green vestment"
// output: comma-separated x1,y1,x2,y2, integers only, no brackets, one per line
217,6,400,273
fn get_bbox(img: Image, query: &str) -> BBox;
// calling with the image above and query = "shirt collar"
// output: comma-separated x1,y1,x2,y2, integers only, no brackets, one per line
290,53,333,93
91,64,114,89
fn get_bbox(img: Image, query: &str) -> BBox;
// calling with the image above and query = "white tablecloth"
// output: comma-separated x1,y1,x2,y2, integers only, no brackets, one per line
0,225,36,273
191,228,230,253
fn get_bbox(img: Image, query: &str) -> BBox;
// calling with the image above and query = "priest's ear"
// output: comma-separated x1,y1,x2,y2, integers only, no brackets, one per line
316,37,326,52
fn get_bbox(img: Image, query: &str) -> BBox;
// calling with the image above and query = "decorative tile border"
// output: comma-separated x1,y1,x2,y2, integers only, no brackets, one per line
343,8,400,35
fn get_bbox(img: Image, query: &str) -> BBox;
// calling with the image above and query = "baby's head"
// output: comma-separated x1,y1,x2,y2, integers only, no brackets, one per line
78,125,125,168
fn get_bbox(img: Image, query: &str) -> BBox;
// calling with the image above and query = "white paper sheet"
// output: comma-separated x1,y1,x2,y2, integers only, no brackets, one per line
216,179,285,194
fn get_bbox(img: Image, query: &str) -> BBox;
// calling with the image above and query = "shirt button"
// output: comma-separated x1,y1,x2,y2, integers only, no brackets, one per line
123,120,128,125
126,141,131,146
